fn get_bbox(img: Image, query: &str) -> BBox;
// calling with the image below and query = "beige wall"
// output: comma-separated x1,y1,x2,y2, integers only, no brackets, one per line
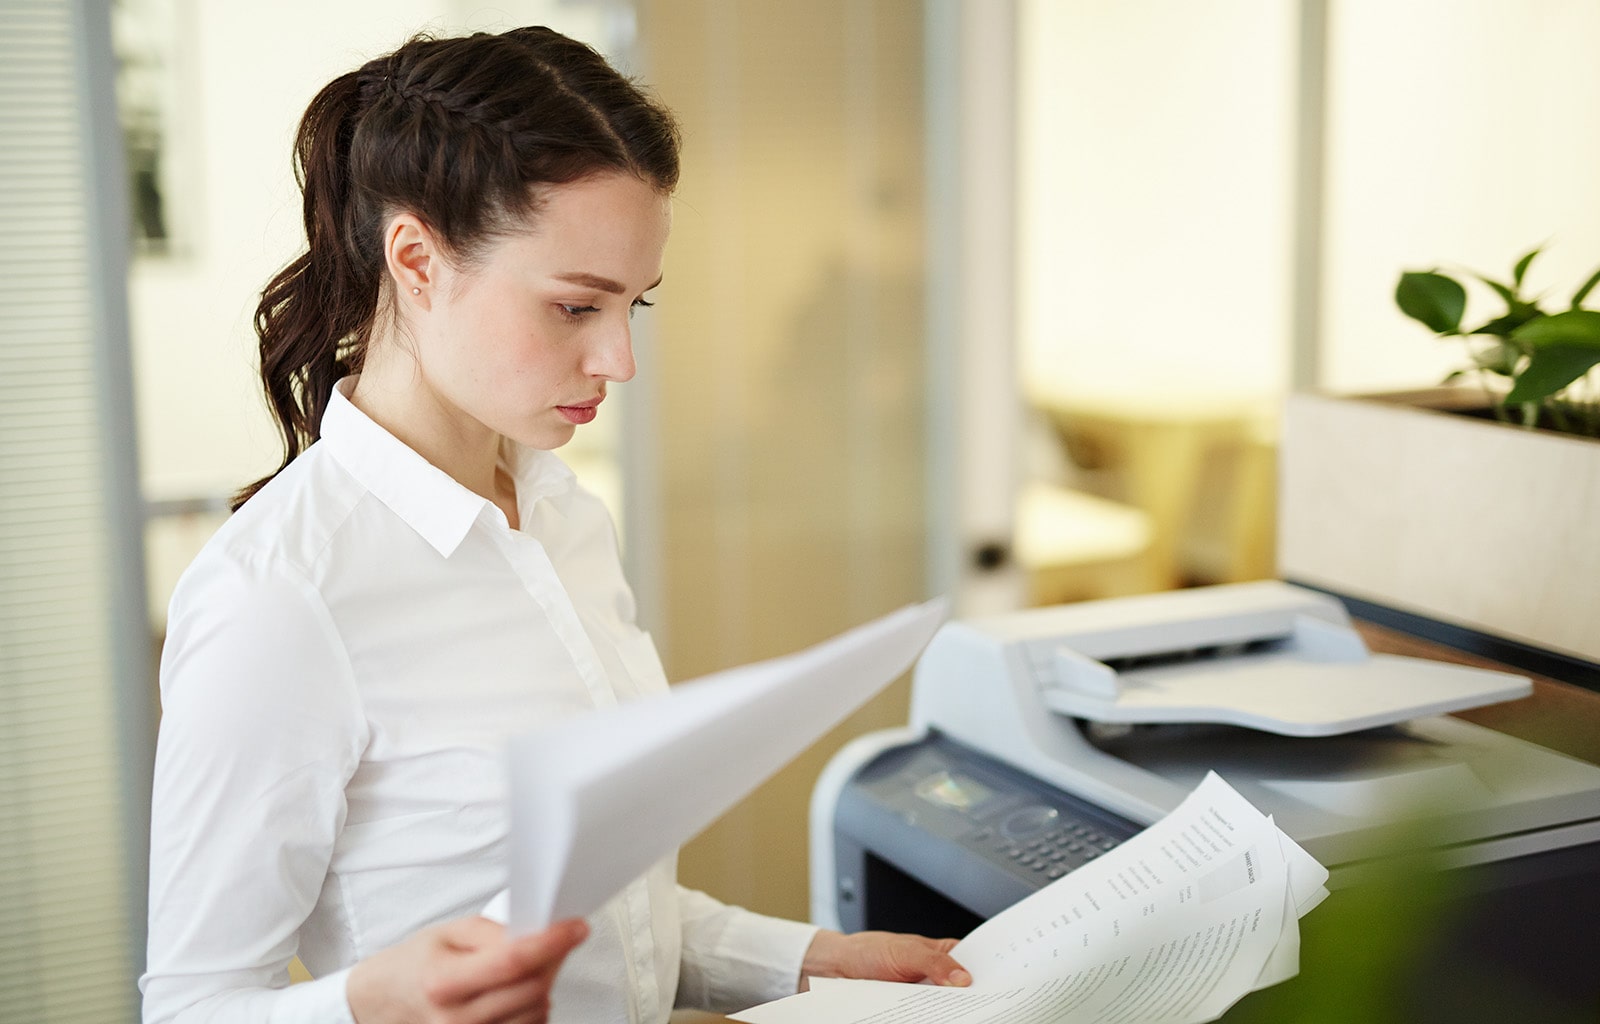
640,0,928,922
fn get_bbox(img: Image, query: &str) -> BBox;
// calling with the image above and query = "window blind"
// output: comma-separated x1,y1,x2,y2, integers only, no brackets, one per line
1,1,149,1020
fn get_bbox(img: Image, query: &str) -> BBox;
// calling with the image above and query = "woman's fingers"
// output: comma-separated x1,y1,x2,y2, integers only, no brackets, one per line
506,919,589,975
454,974,551,1024
348,916,588,1024
880,934,970,987
910,934,967,983
913,949,971,987
799,929,971,991
425,918,589,1008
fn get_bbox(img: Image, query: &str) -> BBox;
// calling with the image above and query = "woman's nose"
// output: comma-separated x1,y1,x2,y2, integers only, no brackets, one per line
588,319,636,382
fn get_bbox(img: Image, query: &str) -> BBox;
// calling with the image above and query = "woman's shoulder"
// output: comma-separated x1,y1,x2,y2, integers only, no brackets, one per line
170,447,366,613
210,446,365,561
160,448,372,712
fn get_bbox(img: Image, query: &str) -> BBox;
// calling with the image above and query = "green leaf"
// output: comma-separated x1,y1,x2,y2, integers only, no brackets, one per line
1511,308,1600,349
1505,345,1600,404
1396,271,1465,334
1466,305,1541,338
1475,274,1518,308
1572,265,1600,309
1512,246,1542,289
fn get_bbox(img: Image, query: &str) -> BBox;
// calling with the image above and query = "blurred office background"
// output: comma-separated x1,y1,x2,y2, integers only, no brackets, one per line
3,0,1599,1019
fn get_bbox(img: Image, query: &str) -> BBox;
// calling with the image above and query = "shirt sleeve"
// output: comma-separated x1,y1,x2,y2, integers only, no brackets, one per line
140,548,368,1024
673,885,820,1014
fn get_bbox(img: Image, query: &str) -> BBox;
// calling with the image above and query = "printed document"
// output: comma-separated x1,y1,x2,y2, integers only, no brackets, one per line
504,599,947,932
731,773,1327,1024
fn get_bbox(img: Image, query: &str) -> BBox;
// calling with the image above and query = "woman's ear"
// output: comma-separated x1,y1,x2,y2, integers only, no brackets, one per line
384,213,437,310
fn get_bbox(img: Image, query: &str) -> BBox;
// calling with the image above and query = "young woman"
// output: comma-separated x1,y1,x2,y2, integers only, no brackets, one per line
140,25,969,1024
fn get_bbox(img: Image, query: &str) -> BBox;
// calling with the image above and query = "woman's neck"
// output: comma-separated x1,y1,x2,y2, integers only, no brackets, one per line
349,349,520,530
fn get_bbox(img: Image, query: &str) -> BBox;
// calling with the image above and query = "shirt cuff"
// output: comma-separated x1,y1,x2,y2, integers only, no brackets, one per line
141,967,358,1024
280,967,358,1024
709,911,821,1006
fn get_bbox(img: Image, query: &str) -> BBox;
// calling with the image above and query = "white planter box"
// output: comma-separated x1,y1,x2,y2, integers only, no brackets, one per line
1279,390,1600,664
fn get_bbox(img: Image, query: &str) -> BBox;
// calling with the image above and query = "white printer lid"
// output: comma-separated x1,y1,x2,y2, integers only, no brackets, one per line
1015,583,1531,736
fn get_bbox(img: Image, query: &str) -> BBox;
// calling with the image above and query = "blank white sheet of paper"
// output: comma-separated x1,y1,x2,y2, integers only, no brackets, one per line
506,598,947,932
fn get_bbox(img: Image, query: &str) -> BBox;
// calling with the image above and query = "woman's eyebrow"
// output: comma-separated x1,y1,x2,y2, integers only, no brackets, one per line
553,271,665,294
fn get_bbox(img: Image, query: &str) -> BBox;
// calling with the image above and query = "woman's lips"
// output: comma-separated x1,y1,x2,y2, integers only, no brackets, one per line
557,397,602,425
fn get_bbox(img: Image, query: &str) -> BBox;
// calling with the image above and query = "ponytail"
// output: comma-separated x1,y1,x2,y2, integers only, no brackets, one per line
234,70,380,509
233,28,679,509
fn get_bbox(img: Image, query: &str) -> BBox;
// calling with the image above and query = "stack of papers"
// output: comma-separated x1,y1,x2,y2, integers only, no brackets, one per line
732,773,1329,1024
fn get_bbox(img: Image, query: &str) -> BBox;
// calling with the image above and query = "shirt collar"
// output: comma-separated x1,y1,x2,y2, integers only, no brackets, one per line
319,378,578,557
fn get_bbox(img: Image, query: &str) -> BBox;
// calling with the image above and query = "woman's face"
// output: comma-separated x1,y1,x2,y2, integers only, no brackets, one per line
408,171,671,452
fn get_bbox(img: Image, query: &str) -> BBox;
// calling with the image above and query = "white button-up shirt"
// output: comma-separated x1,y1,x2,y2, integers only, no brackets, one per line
141,379,817,1024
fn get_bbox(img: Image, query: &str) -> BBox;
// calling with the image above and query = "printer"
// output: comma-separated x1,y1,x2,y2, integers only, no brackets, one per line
811,581,1600,1008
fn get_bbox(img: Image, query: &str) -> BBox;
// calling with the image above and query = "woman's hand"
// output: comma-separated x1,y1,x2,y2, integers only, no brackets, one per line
798,929,972,992
347,915,588,1024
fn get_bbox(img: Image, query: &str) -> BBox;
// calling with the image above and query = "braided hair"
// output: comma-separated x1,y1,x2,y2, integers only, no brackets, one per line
237,27,679,509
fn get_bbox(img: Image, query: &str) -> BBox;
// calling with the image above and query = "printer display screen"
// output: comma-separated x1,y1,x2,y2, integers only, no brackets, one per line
914,770,995,813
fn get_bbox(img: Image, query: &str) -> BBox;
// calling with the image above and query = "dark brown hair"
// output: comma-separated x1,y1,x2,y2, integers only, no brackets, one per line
235,26,679,508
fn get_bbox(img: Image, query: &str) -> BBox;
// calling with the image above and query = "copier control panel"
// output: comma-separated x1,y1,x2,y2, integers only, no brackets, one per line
830,732,1142,935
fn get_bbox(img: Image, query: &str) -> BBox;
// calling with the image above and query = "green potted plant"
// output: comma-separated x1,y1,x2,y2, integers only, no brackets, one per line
1393,248,1600,436
1276,247,1600,669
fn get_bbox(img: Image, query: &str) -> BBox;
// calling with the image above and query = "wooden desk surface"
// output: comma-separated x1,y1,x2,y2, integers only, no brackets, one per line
1356,619,1600,766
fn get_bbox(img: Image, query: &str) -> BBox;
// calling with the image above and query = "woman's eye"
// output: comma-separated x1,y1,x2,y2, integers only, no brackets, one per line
557,299,654,321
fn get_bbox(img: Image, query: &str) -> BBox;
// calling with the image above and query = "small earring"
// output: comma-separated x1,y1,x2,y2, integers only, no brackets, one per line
411,287,421,295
